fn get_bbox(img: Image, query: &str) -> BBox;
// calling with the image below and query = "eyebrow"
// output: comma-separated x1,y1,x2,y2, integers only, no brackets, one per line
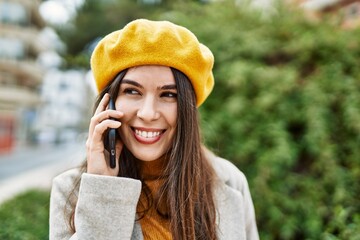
159,84,177,90
121,79,177,90
121,79,143,88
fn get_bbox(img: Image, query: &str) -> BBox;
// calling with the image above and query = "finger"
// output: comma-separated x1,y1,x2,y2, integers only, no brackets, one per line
94,93,110,116
87,119,121,155
88,110,123,140
92,120,122,144
88,94,110,141
94,110,124,123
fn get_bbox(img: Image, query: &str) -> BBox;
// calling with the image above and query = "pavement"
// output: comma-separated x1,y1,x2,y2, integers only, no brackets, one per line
0,142,85,204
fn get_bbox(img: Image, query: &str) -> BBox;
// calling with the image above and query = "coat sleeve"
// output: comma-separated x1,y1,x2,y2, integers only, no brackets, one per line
49,169,80,240
49,170,142,240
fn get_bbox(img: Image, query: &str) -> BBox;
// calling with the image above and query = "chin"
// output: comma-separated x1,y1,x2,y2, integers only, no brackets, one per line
133,152,164,162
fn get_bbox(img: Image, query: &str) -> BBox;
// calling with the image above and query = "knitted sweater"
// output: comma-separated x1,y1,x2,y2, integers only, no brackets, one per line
136,158,171,239
49,153,259,240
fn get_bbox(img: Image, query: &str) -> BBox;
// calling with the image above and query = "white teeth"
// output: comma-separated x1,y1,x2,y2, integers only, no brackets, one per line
135,129,161,138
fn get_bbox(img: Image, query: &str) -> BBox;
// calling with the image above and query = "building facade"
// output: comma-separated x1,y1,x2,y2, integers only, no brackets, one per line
34,69,92,145
0,0,46,153
297,0,360,28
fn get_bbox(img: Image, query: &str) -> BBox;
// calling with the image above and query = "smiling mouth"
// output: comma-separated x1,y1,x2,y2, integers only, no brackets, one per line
131,127,165,144
135,129,162,138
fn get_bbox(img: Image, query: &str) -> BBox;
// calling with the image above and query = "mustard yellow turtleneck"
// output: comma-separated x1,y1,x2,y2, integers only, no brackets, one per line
136,158,172,240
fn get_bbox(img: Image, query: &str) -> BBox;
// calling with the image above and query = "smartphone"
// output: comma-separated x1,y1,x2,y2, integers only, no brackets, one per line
108,98,117,168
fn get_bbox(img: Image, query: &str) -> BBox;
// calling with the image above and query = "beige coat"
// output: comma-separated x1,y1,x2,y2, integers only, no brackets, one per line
49,154,259,240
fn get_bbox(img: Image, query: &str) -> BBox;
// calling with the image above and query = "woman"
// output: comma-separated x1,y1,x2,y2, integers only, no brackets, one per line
50,19,259,240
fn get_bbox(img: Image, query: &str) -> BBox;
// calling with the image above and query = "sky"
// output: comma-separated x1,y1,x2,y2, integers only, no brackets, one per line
39,0,84,25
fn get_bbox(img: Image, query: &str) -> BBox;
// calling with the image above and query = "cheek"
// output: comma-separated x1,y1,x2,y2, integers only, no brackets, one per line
165,105,177,128
116,98,135,116
170,113,177,127
116,99,134,136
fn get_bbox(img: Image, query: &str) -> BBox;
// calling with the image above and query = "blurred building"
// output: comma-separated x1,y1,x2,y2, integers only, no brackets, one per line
296,0,360,28
239,0,360,27
34,69,92,145
0,0,46,153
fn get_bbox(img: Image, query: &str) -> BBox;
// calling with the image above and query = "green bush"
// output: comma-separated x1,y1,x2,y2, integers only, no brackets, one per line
0,190,50,240
161,2,360,239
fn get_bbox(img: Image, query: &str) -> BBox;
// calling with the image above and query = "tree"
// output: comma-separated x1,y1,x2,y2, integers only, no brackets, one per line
55,0,168,67
164,2,360,239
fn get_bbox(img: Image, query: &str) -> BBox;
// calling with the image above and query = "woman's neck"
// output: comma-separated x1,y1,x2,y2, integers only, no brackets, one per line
137,157,168,180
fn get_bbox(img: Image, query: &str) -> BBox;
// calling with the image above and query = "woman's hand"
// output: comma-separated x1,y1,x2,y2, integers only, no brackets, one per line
86,93,124,176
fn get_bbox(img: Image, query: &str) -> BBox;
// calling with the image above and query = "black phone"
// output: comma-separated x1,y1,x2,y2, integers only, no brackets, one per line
108,98,116,168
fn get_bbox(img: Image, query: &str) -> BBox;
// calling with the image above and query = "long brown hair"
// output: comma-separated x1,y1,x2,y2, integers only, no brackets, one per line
67,68,218,239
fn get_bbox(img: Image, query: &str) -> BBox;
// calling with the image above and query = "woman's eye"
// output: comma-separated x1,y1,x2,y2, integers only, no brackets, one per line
161,92,177,98
124,88,140,95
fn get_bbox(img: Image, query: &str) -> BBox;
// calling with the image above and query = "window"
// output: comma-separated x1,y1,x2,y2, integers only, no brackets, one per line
0,37,25,60
0,2,28,25
59,81,69,91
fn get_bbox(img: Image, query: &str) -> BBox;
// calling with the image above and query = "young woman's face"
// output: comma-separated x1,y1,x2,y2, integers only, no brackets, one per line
115,65,177,162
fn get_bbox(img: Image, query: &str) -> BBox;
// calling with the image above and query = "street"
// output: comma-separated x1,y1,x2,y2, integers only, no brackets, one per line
0,141,85,204
0,142,84,181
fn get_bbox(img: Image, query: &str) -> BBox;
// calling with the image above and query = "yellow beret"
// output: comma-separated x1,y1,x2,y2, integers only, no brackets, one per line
90,19,214,106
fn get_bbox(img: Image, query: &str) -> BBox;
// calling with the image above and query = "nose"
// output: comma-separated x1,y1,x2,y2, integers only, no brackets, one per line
137,96,160,122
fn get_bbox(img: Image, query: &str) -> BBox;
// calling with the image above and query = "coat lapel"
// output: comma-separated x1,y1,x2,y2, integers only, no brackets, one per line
214,182,246,239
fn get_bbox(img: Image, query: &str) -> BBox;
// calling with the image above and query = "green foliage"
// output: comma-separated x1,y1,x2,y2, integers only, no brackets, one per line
0,190,50,240
56,0,172,68
59,0,360,239
160,1,360,239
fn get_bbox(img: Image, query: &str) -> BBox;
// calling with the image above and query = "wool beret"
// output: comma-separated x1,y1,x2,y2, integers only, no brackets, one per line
90,19,214,106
